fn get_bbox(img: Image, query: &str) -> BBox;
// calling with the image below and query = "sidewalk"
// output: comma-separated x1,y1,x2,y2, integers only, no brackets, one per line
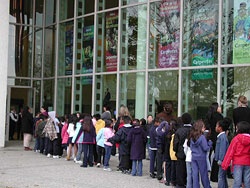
0,141,233,188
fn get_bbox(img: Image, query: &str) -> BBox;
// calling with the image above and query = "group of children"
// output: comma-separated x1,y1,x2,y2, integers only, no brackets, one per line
31,108,250,188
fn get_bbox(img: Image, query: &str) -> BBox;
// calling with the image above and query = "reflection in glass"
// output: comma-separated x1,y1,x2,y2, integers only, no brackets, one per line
35,0,44,26
57,78,72,116
183,0,218,67
45,0,56,26
33,28,43,78
122,0,147,6
44,26,56,77
43,79,54,110
94,74,117,116
98,0,118,11
76,16,94,75
9,0,33,25
221,67,250,117
149,1,181,69
96,11,118,73
182,69,217,120
33,80,41,113
74,76,92,114
58,21,74,76
120,5,147,71
77,0,95,16
8,25,32,78
59,0,74,20
148,71,178,117
119,72,145,118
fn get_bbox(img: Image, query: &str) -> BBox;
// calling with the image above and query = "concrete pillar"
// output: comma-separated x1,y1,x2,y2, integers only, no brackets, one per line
0,1,10,147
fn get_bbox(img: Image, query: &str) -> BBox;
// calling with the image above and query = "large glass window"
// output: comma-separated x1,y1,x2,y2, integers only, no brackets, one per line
44,26,56,77
96,11,118,73
43,79,54,110
75,16,94,75
57,78,72,116
119,72,146,118
9,0,33,25
8,25,32,78
221,67,250,117
98,0,119,11
148,70,178,117
222,0,250,64
183,0,219,67
77,0,95,16
33,80,42,113
45,0,56,26
59,0,75,21
35,0,44,26
181,69,218,120
120,5,147,71
58,21,74,76
122,0,147,6
33,28,43,78
149,1,180,69
94,74,117,116
74,76,93,114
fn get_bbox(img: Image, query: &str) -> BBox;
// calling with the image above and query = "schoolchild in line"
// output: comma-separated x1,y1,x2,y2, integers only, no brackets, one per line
103,119,114,171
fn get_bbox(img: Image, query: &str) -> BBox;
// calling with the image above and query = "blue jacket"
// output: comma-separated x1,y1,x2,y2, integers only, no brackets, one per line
156,121,169,150
96,128,105,147
149,125,158,150
214,132,229,164
191,134,212,161
82,124,96,144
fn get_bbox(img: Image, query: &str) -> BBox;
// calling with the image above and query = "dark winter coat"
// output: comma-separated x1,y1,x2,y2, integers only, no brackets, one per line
108,124,132,155
127,126,147,160
149,125,158,149
82,125,96,144
21,112,33,134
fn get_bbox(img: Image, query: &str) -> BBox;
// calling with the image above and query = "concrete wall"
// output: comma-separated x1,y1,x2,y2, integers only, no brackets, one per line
0,1,10,147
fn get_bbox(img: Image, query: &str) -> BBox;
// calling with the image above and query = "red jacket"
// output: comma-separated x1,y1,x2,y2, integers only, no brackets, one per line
221,134,250,171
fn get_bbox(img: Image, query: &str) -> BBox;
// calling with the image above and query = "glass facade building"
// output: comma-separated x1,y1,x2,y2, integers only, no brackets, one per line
1,0,250,146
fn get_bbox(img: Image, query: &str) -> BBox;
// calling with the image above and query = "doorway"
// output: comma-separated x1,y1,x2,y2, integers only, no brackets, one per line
6,87,34,141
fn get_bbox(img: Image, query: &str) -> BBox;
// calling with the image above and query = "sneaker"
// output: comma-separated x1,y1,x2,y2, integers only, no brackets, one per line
75,160,83,164
96,163,101,167
150,173,156,178
159,178,166,183
53,155,59,159
103,167,112,172
47,154,51,158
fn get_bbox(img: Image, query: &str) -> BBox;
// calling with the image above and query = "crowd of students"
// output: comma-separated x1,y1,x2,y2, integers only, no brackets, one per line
26,96,250,188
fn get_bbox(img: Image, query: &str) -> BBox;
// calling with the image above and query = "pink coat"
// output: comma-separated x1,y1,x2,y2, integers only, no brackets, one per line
61,123,69,144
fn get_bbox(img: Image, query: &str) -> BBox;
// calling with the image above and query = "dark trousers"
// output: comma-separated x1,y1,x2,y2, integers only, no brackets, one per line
39,137,45,154
82,144,94,167
165,159,172,183
156,149,164,178
9,123,16,140
48,138,59,155
149,149,157,173
175,159,187,187
171,160,177,185
96,145,105,164
120,154,131,170
93,143,98,163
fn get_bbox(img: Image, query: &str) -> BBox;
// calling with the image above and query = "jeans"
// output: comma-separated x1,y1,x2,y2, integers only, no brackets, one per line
96,145,105,164
76,143,83,161
82,144,94,167
104,145,111,167
131,160,143,176
233,165,250,188
218,166,228,188
186,162,193,188
34,137,40,150
149,149,157,173
192,159,211,188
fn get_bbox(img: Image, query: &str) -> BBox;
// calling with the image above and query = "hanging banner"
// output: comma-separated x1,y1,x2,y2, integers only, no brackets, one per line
191,3,217,80
82,25,94,84
233,1,250,64
158,0,180,68
65,25,73,75
106,11,118,72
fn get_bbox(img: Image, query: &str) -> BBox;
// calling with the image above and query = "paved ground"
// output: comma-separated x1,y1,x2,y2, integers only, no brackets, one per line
0,141,233,188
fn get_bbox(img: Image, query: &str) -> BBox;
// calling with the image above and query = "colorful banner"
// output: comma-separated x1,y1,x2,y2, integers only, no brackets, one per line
82,25,94,84
233,1,250,64
65,25,73,75
158,0,180,68
191,3,217,80
106,11,118,72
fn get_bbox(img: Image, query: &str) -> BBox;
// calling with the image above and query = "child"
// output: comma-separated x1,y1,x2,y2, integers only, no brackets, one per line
190,120,212,188
221,121,250,188
103,119,114,171
127,119,147,176
214,118,230,188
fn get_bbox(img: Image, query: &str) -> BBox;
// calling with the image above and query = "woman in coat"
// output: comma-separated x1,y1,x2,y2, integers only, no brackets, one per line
21,106,34,151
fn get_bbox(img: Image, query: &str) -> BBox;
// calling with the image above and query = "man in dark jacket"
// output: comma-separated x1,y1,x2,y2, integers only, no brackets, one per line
173,113,192,188
108,115,132,174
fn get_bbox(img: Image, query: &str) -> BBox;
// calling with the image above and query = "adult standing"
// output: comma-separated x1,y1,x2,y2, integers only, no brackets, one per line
233,95,250,131
21,106,34,151
9,107,18,140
